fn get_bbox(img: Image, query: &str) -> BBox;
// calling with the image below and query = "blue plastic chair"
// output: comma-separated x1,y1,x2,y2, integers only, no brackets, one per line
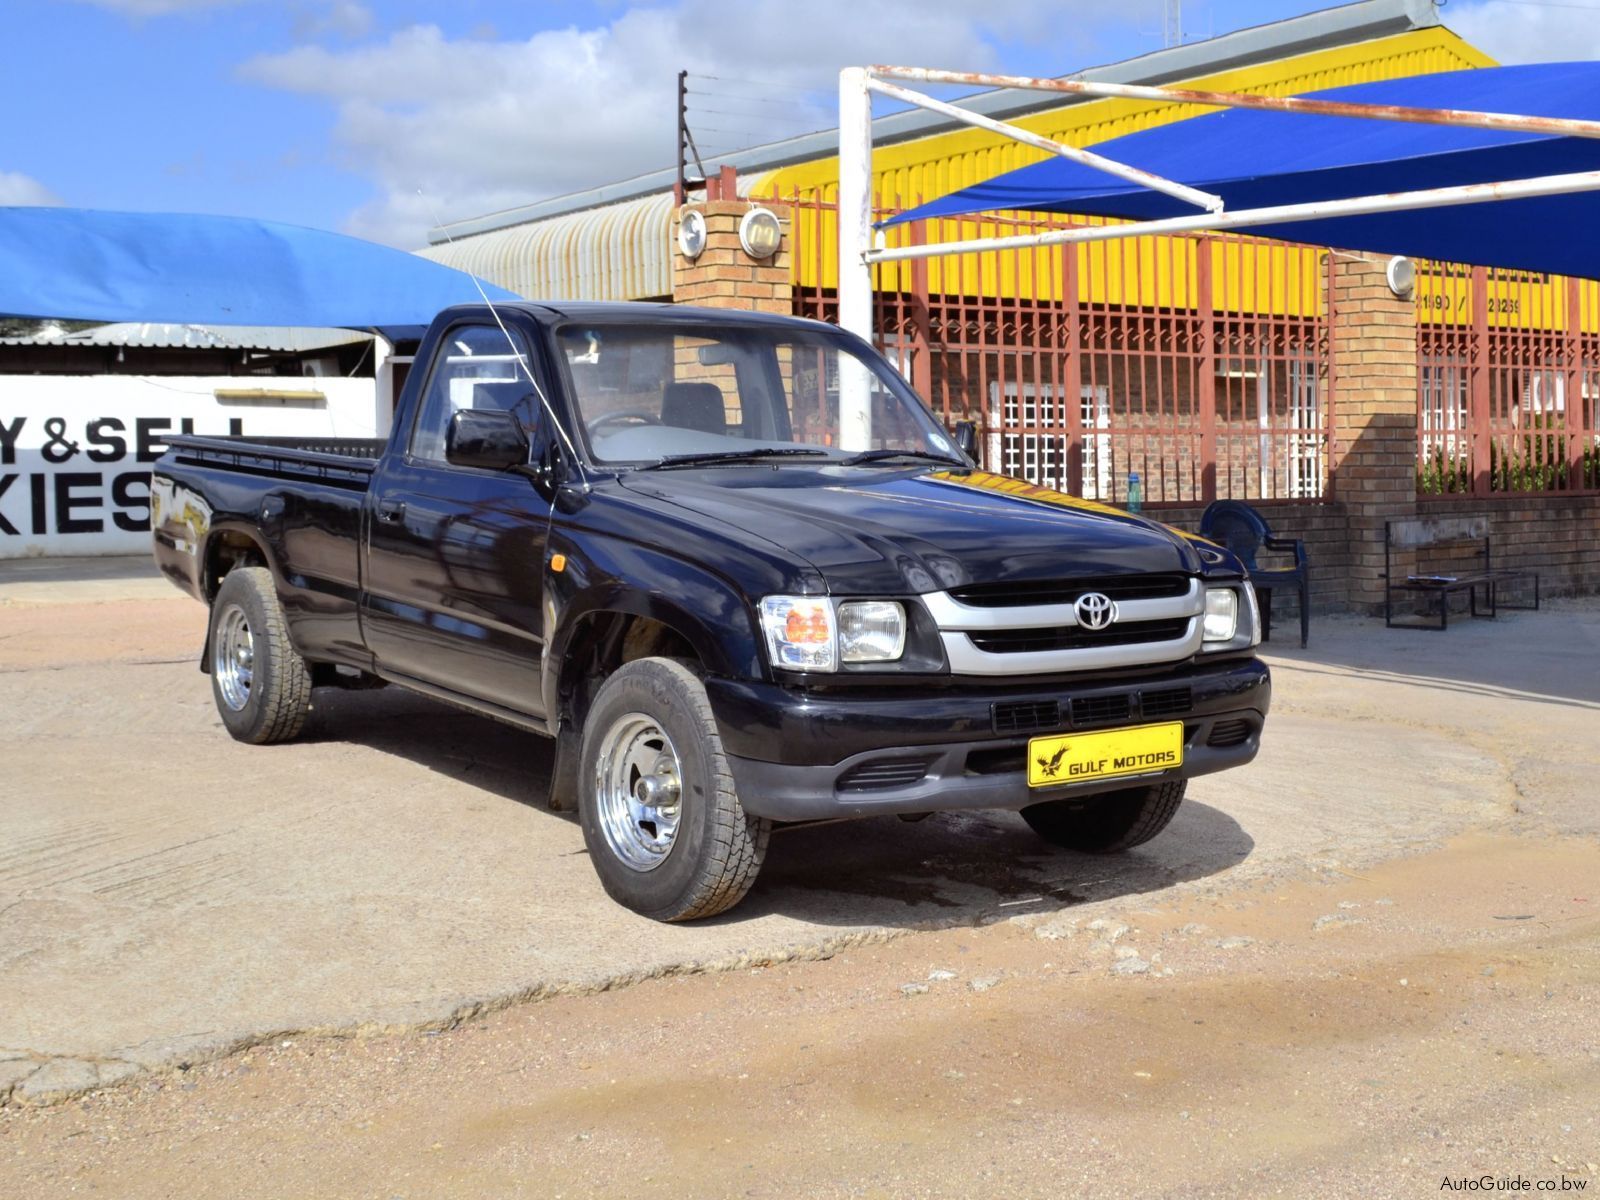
1198,500,1310,648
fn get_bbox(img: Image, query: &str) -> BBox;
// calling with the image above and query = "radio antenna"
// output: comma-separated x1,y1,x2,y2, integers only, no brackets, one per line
420,191,591,492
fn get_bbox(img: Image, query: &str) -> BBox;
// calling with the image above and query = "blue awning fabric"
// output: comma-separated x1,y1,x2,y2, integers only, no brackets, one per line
887,65,1600,281
0,207,523,339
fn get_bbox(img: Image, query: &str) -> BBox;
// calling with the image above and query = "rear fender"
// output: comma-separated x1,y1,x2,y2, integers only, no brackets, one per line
194,524,280,674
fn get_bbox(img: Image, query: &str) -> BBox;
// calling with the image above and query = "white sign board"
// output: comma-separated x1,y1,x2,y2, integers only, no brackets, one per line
0,375,384,558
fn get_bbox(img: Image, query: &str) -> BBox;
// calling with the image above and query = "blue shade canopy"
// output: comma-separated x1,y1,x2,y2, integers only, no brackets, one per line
0,207,522,338
888,65,1600,280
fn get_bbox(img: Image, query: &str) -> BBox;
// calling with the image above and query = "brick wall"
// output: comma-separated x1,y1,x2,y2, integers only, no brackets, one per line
1416,495,1600,598
1326,253,1420,611
672,201,792,313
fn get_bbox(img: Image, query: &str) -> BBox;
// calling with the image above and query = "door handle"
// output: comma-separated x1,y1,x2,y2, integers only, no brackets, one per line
376,500,406,523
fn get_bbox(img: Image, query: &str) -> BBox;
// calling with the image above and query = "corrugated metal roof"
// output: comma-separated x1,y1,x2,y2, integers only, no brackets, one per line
426,0,1440,244
418,192,674,302
0,322,373,351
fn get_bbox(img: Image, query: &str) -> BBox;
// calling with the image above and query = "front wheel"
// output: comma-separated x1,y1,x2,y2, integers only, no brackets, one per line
1021,780,1187,853
209,566,313,745
578,658,769,921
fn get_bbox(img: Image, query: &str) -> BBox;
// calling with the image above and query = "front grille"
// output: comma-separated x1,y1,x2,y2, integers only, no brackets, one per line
967,618,1191,655
1141,687,1194,718
1071,694,1132,726
947,574,1191,608
837,757,932,792
1207,718,1254,748
993,699,1061,735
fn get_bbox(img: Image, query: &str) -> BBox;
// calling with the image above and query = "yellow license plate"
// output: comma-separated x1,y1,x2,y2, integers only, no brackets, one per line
1027,722,1184,788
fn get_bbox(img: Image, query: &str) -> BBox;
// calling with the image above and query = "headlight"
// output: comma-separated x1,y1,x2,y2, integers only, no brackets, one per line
1200,585,1260,652
838,600,906,663
758,596,907,671
1202,588,1238,643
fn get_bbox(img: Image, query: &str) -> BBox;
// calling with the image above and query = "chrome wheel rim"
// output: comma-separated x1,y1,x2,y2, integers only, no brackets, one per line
593,712,683,872
213,604,255,712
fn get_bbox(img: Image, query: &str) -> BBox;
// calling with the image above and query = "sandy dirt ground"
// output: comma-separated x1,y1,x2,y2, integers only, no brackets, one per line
3,833,1596,1199
1,562,1597,1196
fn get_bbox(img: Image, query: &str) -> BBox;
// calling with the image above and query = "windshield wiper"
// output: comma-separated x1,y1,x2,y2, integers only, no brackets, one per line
639,447,831,471
838,448,968,469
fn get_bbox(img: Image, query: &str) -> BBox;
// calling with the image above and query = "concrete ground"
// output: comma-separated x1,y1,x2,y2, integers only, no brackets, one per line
1,558,1597,1121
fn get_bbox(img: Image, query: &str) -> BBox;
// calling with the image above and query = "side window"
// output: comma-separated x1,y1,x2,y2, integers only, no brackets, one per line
410,324,538,463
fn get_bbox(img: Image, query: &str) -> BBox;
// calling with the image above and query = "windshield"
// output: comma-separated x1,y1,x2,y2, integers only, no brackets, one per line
555,321,960,467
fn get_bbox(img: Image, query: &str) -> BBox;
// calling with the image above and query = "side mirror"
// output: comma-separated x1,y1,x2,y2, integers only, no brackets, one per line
446,409,530,471
953,419,978,461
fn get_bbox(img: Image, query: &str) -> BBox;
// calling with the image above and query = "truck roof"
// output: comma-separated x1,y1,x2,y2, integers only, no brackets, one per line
435,299,841,335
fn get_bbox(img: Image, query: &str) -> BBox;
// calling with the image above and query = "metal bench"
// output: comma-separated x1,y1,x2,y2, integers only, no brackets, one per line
1384,517,1540,631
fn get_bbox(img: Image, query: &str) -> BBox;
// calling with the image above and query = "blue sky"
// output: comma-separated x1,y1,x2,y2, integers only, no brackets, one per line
0,0,1569,248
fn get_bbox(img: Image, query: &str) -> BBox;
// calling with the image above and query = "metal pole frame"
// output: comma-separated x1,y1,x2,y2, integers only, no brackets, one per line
834,63,1600,344
869,65,1600,144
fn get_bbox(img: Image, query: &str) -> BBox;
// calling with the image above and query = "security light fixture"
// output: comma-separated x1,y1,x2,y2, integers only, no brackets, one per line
678,209,707,260
1386,255,1416,299
739,207,783,259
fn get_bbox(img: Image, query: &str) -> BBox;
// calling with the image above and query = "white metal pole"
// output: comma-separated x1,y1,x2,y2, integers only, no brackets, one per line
866,76,1223,212
371,333,393,437
837,66,875,450
865,168,1600,264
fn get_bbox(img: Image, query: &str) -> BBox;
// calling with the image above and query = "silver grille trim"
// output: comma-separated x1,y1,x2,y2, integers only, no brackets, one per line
922,579,1203,631
924,578,1206,676
940,621,1203,675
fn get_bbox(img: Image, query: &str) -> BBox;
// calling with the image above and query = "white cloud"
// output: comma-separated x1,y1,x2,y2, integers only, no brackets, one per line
293,1,373,41
1447,2,1600,63
68,0,246,15
239,0,1138,248
0,172,62,207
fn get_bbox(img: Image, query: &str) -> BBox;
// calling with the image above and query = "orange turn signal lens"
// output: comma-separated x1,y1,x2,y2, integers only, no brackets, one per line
784,606,831,644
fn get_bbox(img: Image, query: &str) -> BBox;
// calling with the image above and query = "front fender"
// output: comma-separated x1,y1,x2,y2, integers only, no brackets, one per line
541,527,763,718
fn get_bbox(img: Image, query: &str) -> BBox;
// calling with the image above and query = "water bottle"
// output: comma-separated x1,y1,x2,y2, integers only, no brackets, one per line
1127,471,1143,514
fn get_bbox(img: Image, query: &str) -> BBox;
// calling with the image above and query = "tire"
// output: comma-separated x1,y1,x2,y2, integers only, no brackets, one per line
1021,779,1187,854
208,566,313,745
578,657,770,921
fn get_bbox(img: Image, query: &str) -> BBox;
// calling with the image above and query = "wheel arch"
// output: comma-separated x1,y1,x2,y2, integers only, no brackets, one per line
551,598,722,736
200,525,276,602
197,526,280,674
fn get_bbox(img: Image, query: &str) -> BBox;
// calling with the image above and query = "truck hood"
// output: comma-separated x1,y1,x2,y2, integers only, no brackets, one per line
619,467,1218,594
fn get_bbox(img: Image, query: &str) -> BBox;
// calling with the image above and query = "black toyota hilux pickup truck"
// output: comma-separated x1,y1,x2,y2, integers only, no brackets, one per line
152,301,1269,921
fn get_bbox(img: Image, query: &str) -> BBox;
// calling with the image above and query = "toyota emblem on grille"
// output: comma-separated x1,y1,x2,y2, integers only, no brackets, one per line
1074,592,1118,631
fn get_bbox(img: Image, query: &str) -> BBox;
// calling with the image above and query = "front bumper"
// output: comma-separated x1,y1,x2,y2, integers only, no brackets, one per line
706,657,1269,822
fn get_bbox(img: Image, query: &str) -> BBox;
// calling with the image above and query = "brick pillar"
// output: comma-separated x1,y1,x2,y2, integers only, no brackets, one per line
672,201,792,314
1327,253,1420,613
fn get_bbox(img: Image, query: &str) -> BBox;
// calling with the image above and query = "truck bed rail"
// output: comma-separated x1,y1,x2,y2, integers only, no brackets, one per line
163,434,382,489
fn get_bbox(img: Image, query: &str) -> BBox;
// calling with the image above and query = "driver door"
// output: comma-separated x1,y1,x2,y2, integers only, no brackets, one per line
361,321,553,719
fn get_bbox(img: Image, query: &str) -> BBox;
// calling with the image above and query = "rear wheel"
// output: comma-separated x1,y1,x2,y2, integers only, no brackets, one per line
1021,780,1186,853
578,658,769,921
209,566,312,745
